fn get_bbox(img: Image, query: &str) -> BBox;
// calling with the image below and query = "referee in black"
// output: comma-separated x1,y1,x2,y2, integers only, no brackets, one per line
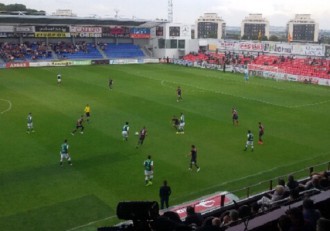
159,180,172,209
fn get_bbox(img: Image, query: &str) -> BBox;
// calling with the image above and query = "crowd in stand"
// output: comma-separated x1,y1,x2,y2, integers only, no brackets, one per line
0,41,145,61
183,51,253,67
183,51,330,79
104,171,330,231
0,41,52,62
50,41,91,59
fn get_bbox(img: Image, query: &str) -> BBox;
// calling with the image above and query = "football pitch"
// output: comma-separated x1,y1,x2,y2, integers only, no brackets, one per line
0,64,330,231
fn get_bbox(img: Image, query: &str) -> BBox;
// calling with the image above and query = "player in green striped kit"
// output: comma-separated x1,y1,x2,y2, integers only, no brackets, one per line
244,130,254,152
26,112,35,133
60,139,72,166
144,155,154,186
122,122,130,141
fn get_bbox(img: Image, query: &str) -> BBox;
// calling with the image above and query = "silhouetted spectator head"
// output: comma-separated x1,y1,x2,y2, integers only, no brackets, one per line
229,209,239,222
316,217,330,231
212,217,221,227
238,205,251,219
201,216,214,227
288,175,294,182
186,206,195,215
277,214,292,231
303,198,314,210
278,178,286,187
151,215,176,231
251,202,260,215
163,211,182,224
286,207,305,227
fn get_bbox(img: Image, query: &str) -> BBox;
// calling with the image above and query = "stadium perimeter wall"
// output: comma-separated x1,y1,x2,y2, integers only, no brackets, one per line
0,58,159,69
171,59,330,87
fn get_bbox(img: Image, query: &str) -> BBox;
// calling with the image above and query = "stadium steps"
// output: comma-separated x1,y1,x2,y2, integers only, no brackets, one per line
96,46,107,59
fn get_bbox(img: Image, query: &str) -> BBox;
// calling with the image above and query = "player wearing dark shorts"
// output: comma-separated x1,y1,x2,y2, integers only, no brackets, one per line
71,115,84,135
258,122,264,144
171,115,180,130
136,126,147,148
109,79,113,90
232,108,238,126
177,86,182,102
188,145,200,172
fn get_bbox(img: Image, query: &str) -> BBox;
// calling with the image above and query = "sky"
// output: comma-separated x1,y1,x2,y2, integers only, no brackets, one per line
3,0,330,30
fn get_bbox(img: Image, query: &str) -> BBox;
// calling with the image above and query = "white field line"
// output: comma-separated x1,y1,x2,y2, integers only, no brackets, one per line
66,215,117,231
160,80,330,109
0,99,12,114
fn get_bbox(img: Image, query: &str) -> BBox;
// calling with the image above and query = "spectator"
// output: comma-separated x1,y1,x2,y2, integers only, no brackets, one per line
159,180,172,210
278,178,290,194
220,209,240,227
304,175,324,191
184,206,203,227
277,214,292,231
286,207,314,231
316,217,330,231
302,198,321,229
250,202,261,215
162,211,182,224
257,185,286,209
197,216,214,231
287,175,300,191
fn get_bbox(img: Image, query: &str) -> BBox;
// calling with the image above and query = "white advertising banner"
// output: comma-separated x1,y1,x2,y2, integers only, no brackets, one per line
292,44,324,56
70,26,102,33
217,40,325,56
0,26,14,32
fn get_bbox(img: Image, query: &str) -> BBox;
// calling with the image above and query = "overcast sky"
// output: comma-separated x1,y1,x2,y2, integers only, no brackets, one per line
3,0,330,29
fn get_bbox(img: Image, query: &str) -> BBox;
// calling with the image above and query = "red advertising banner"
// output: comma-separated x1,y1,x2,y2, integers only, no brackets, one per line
130,34,151,39
6,62,30,68
165,193,236,219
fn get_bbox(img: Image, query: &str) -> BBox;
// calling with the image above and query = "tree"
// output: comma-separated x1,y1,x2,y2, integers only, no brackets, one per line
0,3,5,11
5,4,27,11
241,35,249,40
269,35,279,41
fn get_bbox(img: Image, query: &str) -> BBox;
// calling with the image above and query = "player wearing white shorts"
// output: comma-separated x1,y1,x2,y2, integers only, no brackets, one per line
26,112,34,133
244,130,254,152
177,113,185,134
144,155,154,186
60,139,72,166
57,73,62,84
122,122,129,141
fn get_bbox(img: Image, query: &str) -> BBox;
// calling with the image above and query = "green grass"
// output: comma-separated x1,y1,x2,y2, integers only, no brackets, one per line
0,64,329,230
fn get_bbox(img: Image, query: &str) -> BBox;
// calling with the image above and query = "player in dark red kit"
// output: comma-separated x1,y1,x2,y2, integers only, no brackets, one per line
171,115,180,131
187,145,200,172
177,86,182,102
136,126,147,148
71,115,84,135
232,107,239,126
258,122,264,144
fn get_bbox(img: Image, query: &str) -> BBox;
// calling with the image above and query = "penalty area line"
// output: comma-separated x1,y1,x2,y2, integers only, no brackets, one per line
0,99,12,114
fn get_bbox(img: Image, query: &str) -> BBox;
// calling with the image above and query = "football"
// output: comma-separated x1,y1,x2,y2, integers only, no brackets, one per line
135,132,139,135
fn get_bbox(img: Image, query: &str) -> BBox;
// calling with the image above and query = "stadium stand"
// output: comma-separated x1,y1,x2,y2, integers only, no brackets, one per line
51,41,103,60
251,55,330,78
0,41,53,62
182,52,330,79
101,43,145,59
